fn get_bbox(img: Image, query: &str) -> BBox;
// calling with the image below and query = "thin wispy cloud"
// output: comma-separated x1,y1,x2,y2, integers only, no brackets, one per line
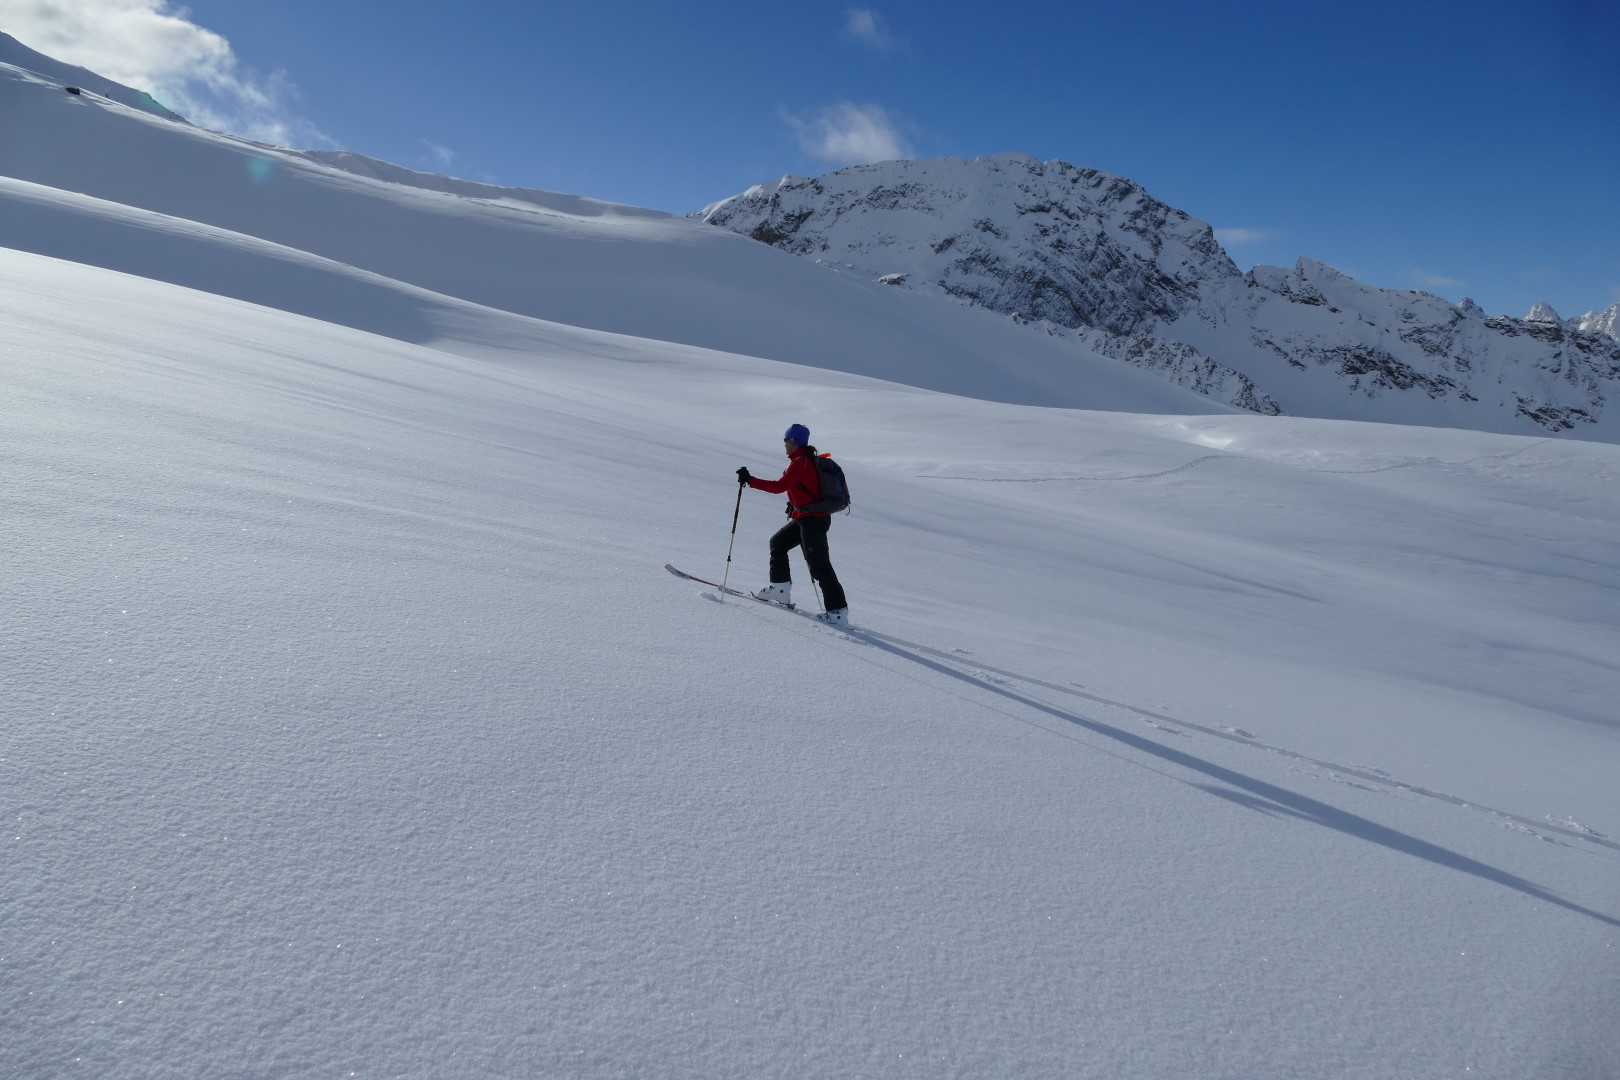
1404,267,1464,289
845,8,895,49
0,0,328,147
784,102,912,165
1213,227,1275,246
423,140,455,170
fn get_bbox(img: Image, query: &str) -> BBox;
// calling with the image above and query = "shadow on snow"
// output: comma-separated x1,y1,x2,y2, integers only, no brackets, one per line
853,630,1620,931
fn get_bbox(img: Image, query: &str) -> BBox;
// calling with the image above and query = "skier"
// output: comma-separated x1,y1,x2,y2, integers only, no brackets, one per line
735,424,849,628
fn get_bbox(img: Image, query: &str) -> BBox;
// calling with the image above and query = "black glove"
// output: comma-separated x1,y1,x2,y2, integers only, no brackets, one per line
736,467,752,485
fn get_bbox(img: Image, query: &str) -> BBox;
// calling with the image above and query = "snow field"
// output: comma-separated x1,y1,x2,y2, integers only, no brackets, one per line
4,250,1618,1078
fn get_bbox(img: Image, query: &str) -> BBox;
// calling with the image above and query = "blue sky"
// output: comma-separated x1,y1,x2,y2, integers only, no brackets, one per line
3,0,1615,318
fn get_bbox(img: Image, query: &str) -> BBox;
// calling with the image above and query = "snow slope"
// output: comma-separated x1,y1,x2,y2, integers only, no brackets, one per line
5,245,1620,1079
3,40,1618,1080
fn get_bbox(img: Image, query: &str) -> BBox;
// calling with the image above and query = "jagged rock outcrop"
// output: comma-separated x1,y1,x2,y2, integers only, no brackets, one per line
697,155,1620,438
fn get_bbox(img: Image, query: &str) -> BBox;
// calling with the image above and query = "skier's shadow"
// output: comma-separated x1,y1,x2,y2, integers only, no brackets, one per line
853,632,1620,930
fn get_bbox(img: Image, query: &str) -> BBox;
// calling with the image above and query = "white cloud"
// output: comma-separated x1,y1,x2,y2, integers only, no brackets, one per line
0,0,328,146
845,8,894,49
1404,267,1464,289
784,102,912,165
423,140,455,169
1213,227,1275,246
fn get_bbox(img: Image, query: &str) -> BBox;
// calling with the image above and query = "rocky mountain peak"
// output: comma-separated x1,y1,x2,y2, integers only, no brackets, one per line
1575,302,1619,341
697,155,1620,438
695,155,1239,339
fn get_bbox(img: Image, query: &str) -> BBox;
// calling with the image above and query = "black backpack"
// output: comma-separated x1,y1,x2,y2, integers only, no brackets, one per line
798,453,851,514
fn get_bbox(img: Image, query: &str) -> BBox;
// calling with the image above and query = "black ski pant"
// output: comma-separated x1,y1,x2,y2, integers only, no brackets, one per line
769,515,847,611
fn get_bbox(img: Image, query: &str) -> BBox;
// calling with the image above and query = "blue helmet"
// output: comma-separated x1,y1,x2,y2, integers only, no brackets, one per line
784,423,810,446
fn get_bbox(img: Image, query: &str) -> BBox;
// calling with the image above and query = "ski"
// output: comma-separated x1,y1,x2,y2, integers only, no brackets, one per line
667,565,1065,688
664,564,858,630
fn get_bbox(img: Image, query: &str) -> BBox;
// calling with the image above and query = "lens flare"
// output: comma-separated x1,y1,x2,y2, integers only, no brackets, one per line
246,156,276,185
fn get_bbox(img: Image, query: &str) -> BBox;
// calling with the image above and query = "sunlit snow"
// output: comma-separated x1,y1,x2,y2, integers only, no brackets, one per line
3,43,1617,1080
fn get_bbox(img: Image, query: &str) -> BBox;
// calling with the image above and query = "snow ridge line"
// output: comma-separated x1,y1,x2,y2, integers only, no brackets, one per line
916,455,1225,483
915,439,1558,485
1305,438,1558,476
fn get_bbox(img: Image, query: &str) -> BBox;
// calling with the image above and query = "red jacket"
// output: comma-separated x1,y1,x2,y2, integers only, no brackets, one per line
748,448,827,519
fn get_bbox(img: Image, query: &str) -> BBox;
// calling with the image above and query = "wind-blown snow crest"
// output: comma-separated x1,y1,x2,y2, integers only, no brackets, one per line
0,31,182,120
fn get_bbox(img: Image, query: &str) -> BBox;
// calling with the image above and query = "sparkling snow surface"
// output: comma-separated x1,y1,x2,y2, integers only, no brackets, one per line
3,53,1619,1080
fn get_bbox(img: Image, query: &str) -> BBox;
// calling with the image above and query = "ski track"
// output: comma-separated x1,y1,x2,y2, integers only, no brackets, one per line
707,595,1620,930
679,567,1619,857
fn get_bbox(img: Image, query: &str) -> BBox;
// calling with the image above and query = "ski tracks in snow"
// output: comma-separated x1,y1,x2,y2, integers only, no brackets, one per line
673,563,1619,928
697,575,1618,858
900,636,1620,855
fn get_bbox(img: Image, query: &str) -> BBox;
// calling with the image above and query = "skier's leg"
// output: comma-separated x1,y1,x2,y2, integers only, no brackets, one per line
798,517,847,610
768,520,801,584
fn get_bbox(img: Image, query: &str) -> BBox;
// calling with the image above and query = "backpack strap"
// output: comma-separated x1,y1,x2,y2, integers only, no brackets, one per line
793,451,821,500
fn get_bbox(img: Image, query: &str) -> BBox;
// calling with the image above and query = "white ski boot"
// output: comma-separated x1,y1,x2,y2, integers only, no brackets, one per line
815,607,849,629
752,581,792,607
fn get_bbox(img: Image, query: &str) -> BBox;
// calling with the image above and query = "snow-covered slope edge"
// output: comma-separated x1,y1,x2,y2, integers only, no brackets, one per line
0,53,1216,417
0,30,182,119
697,155,1620,440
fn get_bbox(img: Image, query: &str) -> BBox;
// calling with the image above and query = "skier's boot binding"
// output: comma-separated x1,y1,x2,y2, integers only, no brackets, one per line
815,607,849,628
753,581,792,606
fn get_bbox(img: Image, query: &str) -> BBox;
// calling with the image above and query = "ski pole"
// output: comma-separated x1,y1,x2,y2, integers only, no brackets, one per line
718,480,744,602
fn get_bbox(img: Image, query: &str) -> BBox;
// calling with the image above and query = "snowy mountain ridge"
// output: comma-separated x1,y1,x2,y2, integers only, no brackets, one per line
697,156,1620,438
1533,298,1620,342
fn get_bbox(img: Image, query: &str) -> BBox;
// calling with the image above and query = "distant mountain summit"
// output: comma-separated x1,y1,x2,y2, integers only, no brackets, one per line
1545,301,1619,344
698,155,1620,436
700,154,1234,337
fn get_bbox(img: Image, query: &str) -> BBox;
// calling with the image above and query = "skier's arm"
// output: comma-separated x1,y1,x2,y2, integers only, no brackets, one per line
747,469,793,495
